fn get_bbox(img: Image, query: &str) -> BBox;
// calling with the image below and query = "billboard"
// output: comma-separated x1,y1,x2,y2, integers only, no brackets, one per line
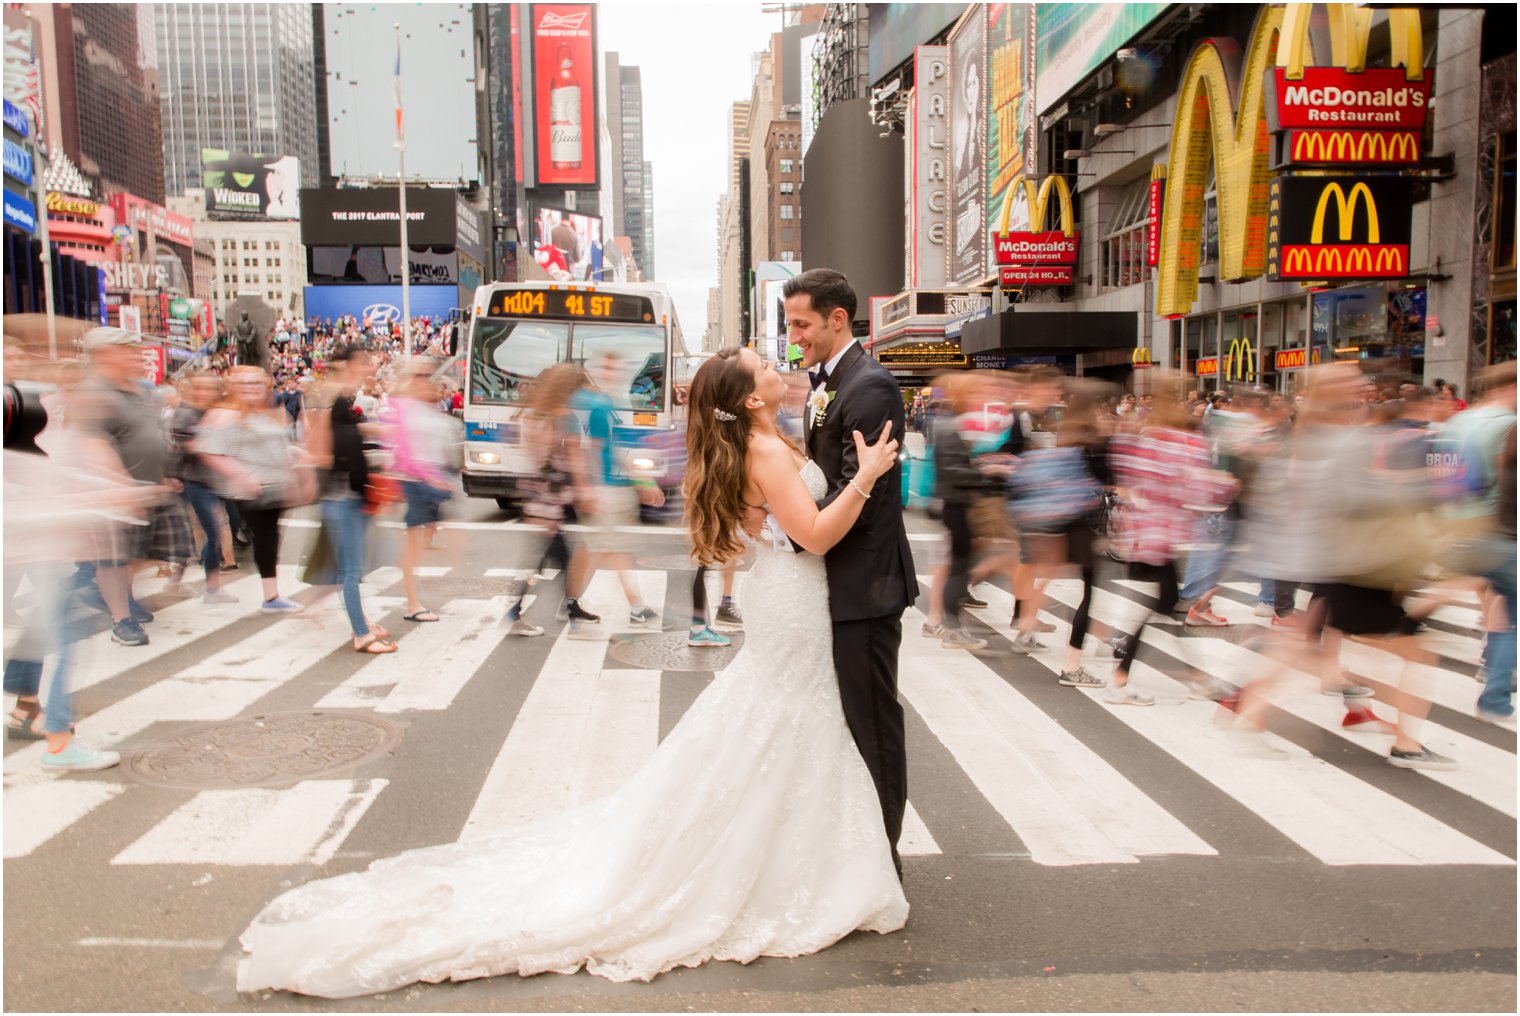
300,188,461,247
201,150,301,220
530,5,598,188
985,3,1037,266
1265,176,1415,281
303,284,461,325
322,4,479,184
910,46,949,289
531,205,604,281
866,4,966,84
1035,3,1169,114
947,6,986,286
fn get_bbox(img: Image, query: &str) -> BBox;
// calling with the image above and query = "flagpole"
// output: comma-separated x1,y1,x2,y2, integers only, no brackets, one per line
394,23,412,365
26,12,57,359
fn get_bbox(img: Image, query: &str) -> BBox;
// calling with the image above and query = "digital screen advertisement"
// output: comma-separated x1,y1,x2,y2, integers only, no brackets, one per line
530,4,598,188
531,205,604,282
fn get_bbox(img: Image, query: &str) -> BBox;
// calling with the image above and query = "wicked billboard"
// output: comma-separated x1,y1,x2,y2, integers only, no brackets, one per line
1266,176,1414,281
201,150,301,220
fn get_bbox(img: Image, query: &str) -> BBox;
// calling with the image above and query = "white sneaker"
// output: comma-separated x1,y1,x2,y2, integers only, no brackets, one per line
1010,632,1049,655
1253,602,1275,617
1475,710,1517,732
1102,682,1155,707
509,619,544,637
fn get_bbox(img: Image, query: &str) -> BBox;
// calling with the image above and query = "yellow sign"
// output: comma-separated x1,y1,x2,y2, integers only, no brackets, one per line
1131,347,1153,368
1290,129,1420,163
46,192,100,217
1223,337,1255,382
1311,181,1378,243
1155,3,1426,317
995,173,1076,236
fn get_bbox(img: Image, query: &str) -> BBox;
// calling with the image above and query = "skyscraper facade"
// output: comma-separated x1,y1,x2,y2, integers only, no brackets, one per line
54,4,166,203
604,52,654,279
153,3,318,199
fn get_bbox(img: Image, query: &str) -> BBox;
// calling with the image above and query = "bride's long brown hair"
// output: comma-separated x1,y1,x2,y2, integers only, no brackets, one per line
684,349,756,566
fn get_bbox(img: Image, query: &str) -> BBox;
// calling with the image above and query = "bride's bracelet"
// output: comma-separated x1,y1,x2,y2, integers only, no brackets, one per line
849,479,871,500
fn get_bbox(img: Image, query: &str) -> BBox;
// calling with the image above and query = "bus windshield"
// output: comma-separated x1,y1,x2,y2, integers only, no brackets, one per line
469,318,568,405
573,323,666,412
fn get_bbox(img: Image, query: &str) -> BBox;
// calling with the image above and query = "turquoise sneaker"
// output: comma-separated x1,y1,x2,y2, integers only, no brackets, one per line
40,739,121,772
687,626,731,648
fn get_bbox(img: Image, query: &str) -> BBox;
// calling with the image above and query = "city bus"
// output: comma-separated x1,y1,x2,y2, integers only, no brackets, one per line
459,279,694,511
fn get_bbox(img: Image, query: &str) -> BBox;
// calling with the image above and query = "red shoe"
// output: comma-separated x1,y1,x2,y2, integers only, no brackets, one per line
1185,606,1229,627
1342,704,1396,733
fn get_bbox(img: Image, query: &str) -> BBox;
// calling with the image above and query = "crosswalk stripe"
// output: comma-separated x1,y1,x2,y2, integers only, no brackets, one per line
899,801,941,857
901,605,1214,866
979,582,1514,865
50,571,274,698
3,781,127,859
5,596,405,772
461,576,660,840
316,597,513,713
1090,602,1518,819
111,778,387,866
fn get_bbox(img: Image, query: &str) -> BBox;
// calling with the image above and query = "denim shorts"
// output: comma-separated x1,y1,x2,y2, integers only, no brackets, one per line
401,479,451,529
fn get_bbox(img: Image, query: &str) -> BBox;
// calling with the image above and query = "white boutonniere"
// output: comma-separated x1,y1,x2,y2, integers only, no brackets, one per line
807,388,836,427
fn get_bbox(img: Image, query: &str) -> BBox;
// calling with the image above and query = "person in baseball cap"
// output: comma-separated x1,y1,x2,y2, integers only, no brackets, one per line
80,326,143,353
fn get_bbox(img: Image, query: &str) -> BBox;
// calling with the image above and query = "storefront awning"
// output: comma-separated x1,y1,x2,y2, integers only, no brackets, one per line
961,309,1138,355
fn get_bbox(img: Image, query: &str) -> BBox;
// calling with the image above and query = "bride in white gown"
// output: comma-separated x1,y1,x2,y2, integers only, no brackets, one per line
237,347,908,998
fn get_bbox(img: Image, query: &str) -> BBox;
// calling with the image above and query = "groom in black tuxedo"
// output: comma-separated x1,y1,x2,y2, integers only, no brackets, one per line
783,269,917,876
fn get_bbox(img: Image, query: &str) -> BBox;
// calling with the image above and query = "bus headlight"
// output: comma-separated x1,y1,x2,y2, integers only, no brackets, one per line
470,450,501,465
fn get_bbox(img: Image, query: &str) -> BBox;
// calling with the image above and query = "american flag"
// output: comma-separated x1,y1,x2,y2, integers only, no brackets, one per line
393,39,404,146
23,26,44,138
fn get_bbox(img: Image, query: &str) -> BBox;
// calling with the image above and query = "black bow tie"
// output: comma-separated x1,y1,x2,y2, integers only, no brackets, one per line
810,365,829,388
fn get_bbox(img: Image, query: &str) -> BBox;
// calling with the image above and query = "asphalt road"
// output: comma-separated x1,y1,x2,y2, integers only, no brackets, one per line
4,496,1514,1012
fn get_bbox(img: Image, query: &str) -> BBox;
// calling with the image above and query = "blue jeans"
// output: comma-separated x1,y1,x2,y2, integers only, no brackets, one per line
181,481,223,579
3,564,83,732
1478,537,1517,718
322,496,372,638
1181,510,1235,601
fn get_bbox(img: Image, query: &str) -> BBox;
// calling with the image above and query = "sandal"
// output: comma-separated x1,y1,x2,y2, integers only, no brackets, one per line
353,635,398,654
6,703,74,741
403,610,439,623
365,620,392,640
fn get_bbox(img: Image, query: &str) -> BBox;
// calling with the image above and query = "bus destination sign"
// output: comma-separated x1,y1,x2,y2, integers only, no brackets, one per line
487,289,654,322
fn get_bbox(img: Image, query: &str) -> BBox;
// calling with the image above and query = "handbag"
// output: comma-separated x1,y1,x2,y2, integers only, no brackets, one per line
301,521,336,585
968,493,1017,542
363,473,403,515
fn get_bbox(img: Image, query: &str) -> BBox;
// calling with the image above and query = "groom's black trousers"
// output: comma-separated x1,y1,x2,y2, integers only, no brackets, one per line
833,614,906,853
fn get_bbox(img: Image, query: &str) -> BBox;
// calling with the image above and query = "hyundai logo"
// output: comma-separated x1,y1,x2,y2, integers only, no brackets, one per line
363,303,401,324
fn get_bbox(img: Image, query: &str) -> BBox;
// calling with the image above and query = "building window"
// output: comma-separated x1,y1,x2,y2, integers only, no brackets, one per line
779,181,794,194
779,204,795,220
780,251,795,261
779,159,794,175
1101,178,1151,291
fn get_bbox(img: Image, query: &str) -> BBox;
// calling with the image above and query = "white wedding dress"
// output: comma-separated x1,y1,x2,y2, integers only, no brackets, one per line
237,461,909,998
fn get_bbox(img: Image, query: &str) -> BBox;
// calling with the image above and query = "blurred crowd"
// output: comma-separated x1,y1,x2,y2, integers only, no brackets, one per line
3,326,467,772
915,361,1517,770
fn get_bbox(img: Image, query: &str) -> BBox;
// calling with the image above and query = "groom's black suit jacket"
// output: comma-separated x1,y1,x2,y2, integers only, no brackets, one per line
804,343,918,623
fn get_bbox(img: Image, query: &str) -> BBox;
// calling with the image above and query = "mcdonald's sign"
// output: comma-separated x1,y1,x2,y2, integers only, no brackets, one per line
1277,128,1422,167
1195,356,1218,376
1223,337,1256,381
1131,347,1154,369
1001,266,1073,285
1155,3,1426,316
1146,165,1165,267
1274,347,1323,370
1266,175,1413,281
993,174,1079,274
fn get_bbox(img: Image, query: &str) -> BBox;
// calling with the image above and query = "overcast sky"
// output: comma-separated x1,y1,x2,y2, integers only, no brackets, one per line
597,1,781,335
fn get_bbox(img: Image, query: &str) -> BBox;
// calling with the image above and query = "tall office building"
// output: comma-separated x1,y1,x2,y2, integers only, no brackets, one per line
604,52,655,279
153,3,318,199
52,4,167,203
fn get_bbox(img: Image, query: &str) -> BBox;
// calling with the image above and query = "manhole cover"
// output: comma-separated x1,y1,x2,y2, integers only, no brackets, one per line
420,577,521,599
635,554,699,571
607,632,743,672
123,711,405,790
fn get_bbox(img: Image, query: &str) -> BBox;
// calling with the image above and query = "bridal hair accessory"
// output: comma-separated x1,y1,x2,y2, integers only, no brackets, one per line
713,407,739,422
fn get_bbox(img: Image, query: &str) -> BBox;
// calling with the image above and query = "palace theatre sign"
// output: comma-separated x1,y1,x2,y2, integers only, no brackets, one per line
1155,3,1430,317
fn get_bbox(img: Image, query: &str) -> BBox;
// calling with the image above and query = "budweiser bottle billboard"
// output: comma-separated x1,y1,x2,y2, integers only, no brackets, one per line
549,44,582,170
532,5,596,187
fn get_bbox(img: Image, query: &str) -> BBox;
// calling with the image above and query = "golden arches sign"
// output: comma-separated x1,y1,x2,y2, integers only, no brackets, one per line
995,173,1076,236
1155,3,1426,317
